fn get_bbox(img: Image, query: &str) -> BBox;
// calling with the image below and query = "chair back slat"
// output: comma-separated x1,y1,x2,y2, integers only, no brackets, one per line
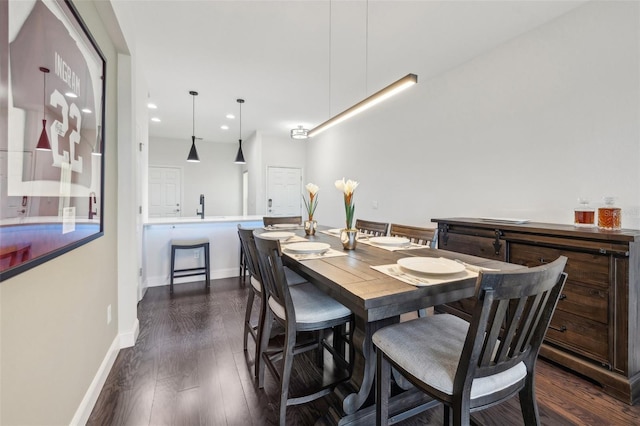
389,223,435,246
455,257,567,390
253,233,295,325
238,226,261,282
263,216,302,226
356,219,389,236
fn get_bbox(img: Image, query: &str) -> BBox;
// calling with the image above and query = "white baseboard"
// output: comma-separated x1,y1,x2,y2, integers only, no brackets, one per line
70,320,141,425
119,318,140,348
145,267,239,288
70,335,120,426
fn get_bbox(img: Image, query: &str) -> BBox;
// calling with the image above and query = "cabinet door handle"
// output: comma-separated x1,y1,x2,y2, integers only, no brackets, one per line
559,294,567,300
549,325,567,333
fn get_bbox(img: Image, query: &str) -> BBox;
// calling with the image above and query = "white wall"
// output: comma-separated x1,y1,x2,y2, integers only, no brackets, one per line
242,131,308,216
307,1,640,231
149,137,243,216
0,1,121,424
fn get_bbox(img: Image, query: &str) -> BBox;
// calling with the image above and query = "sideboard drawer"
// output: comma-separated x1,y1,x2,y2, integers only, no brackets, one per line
509,243,609,290
557,281,608,324
547,309,609,364
438,232,506,261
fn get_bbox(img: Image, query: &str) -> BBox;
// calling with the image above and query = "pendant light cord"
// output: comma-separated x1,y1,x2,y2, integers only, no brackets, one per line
365,0,369,95
192,94,195,136
42,71,46,120
328,0,332,117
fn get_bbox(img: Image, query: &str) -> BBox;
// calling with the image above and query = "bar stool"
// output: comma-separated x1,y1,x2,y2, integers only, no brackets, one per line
170,238,210,294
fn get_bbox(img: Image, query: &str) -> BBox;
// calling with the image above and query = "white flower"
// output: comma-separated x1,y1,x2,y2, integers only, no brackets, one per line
305,183,319,195
334,178,359,196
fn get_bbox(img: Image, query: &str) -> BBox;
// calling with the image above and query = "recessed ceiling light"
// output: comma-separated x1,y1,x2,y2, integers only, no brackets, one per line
81,108,92,114
226,114,235,119
151,117,161,122
221,125,229,130
147,103,158,109
65,92,78,98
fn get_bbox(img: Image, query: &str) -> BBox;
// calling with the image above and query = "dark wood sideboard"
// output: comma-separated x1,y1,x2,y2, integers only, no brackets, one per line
432,217,640,405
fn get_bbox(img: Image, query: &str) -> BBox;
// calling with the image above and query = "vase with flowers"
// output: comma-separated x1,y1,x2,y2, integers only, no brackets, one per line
335,177,359,249
302,183,319,235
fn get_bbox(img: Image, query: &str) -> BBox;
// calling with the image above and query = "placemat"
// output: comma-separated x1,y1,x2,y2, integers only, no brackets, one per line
371,264,478,287
283,248,348,261
358,239,428,252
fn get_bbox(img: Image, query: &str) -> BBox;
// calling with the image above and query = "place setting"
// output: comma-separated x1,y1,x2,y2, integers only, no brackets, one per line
357,236,427,251
259,231,308,243
319,228,376,240
371,256,480,287
281,241,348,260
263,223,304,231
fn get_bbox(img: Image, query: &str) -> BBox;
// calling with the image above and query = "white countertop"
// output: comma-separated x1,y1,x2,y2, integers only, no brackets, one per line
144,215,263,226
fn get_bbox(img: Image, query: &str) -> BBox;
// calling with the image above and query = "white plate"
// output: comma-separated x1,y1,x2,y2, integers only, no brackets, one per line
260,231,295,241
284,242,330,254
369,236,410,246
272,223,299,229
397,257,465,276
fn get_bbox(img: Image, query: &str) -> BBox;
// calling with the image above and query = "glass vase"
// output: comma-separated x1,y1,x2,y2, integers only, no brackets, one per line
340,229,358,250
304,219,317,236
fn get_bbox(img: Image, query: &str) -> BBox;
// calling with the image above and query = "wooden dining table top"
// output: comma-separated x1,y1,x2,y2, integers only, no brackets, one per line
275,227,521,322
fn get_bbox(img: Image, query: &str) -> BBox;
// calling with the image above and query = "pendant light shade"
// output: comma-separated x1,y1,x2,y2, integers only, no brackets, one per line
187,90,200,162
234,98,246,164
187,135,199,162
36,67,52,151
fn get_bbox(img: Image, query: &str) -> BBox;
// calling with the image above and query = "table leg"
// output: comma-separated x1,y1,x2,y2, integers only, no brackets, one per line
333,315,398,416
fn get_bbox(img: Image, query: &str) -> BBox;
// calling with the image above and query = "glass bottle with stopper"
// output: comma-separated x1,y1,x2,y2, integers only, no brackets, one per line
574,198,595,227
598,196,621,230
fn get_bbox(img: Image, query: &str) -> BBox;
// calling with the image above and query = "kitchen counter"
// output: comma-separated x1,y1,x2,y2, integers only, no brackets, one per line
144,215,263,225
143,215,264,291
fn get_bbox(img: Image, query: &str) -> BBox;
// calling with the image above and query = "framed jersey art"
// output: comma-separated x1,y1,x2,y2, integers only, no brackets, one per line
0,0,106,281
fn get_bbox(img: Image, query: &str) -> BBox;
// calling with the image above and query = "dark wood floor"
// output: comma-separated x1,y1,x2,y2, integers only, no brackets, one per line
88,278,640,425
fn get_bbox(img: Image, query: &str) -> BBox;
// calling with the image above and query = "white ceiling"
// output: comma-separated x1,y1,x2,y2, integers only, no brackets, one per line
114,0,587,144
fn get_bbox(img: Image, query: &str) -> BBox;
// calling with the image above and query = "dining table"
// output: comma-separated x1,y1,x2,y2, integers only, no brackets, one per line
260,225,521,425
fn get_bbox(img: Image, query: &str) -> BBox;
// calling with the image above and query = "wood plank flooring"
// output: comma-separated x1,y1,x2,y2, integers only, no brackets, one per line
88,278,640,425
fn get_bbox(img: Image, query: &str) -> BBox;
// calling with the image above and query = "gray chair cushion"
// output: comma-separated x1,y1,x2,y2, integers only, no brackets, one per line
251,269,306,293
284,267,307,286
373,314,526,400
250,276,261,292
268,282,351,325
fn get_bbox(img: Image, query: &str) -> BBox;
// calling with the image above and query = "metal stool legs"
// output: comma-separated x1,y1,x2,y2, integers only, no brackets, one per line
170,239,210,294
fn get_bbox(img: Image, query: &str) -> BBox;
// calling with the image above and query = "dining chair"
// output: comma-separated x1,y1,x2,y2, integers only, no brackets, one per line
374,256,568,426
355,219,389,236
237,225,307,378
389,223,436,246
253,233,353,426
263,216,302,226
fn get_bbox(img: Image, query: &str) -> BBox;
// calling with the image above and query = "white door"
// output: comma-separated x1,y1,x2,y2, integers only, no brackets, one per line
148,166,182,217
266,167,301,216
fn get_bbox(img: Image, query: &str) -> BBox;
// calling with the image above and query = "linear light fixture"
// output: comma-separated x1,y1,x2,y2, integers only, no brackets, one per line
308,73,417,138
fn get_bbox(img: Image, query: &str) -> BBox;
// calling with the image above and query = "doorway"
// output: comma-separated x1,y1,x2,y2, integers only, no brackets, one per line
266,166,302,216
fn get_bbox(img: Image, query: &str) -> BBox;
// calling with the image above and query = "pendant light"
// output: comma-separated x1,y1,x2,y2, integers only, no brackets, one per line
234,98,246,164
36,67,52,151
187,90,200,162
